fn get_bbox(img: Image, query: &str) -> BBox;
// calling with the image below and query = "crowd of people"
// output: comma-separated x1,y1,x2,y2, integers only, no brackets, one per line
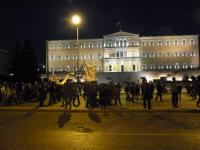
1,75,200,111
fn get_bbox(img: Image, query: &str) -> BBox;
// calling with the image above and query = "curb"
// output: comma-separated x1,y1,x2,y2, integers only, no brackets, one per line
0,107,200,113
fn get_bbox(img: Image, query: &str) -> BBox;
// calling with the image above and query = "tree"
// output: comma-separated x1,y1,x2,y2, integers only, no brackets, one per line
11,39,39,82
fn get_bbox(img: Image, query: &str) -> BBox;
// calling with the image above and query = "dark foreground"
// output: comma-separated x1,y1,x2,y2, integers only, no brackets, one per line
0,111,200,150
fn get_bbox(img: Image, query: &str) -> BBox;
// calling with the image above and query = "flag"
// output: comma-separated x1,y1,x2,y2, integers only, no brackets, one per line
84,62,96,82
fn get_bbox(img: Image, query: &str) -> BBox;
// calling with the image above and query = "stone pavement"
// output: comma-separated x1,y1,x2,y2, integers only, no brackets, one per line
0,92,200,112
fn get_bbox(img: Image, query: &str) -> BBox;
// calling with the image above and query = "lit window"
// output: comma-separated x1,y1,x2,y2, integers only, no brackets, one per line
166,64,172,69
175,63,179,69
89,44,93,48
182,40,186,45
174,40,178,46
158,40,162,46
183,63,188,69
190,40,195,45
175,52,179,57
166,40,170,46
50,56,54,61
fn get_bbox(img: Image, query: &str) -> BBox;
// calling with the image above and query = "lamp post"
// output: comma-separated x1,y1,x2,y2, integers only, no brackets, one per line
72,14,81,82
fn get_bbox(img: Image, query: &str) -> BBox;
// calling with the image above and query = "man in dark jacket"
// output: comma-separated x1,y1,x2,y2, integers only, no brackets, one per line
171,77,179,108
141,78,153,111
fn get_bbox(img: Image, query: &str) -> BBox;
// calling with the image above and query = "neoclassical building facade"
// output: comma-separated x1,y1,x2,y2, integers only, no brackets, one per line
46,31,199,73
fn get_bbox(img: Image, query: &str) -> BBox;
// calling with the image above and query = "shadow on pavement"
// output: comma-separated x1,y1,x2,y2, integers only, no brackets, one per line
24,105,40,118
88,111,101,123
57,111,71,128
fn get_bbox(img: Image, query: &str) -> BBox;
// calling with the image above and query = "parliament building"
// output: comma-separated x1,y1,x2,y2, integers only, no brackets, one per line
46,31,199,74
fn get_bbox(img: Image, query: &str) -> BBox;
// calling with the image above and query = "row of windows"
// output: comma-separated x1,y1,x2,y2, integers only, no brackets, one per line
142,63,196,70
49,38,196,50
49,43,103,50
50,54,102,61
142,51,196,58
51,66,102,72
141,39,195,47
108,65,136,72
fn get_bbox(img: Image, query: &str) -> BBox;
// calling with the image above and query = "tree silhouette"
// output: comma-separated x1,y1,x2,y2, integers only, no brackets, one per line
11,39,39,82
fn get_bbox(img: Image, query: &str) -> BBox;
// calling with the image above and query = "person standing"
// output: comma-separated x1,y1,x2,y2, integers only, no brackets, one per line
196,76,200,107
141,78,153,111
155,80,163,102
171,77,179,108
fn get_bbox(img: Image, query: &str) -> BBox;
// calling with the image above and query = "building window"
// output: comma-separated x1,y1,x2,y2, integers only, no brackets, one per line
124,40,127,47
90,54,93,59
97,43,101,48
175,52,179,57
166,40,170,46
121,65,124,72
150,41,154,46
50,56,54,61
116,41,119,47
50,45,54,50
98,54,101,59
191,64,195,68
142,53,146,58
109,65,112,71
133,65,135,71
149,53,155,58
141,41,146,46
158,52,162,57
120,51,123,57
124,51,127,57
166,52,170,57
175,63,179,69
174,40,178,46
142,65,147,70
120,40,123,47
158,40,162,46
89,44,93,48
131,42,135,47
191,52,195,57
58,44,62,49
108,42,112,48
183,63,188,69
190,39,195,45
182,39,186,45
166,64,172,69
58,56,62,61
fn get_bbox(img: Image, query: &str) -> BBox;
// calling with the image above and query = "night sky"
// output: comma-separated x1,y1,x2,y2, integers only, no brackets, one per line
0,0,200,63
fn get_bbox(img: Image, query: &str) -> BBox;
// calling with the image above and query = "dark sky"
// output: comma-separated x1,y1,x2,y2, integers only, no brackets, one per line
0,0,200,63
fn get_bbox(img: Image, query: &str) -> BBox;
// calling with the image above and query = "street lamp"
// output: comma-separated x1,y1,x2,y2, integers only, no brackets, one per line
71,14,81,82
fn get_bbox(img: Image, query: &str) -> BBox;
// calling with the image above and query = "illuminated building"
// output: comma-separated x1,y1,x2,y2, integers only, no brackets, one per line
46,31,199,74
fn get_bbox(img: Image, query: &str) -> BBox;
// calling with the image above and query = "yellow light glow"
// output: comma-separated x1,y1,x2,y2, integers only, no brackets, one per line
72,14,81,25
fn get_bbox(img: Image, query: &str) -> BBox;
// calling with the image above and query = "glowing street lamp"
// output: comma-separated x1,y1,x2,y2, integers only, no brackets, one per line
71,14,81,82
